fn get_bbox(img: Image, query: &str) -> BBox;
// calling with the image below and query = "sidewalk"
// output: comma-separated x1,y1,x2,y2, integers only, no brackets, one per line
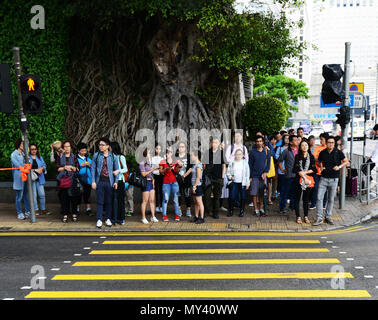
1,195,377,233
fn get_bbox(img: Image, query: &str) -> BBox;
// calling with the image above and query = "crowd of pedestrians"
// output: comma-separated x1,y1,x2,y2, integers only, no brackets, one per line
11,124,378,228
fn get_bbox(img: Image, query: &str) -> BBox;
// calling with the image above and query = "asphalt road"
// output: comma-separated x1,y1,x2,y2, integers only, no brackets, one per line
1,219,378,302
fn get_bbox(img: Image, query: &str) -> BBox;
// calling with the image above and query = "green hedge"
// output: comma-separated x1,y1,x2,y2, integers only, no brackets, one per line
0,0,69,180
242,96,288,139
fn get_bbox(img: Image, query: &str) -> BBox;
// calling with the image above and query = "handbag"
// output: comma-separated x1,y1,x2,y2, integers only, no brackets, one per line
59,173,72,189
119,156,129,182
68,174,82,197
31,170,39,181
128,172,147,188
267,156,276,178
202,174,212,190
300,175,315,189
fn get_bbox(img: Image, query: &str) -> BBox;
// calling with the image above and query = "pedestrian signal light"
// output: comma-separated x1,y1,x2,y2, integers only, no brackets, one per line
20,74,42,114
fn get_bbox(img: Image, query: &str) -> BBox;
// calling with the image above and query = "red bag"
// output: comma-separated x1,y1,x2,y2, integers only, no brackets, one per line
59,175,72,189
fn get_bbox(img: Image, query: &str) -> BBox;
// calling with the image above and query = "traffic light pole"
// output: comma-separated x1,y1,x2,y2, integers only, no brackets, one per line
340,42,351,210
13,47,36,223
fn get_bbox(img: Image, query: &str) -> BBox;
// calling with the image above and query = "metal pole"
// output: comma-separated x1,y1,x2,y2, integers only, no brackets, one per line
363,94,367,161
340,42,351,210
376,63,378,124
13,47,36,223
350,109,354,164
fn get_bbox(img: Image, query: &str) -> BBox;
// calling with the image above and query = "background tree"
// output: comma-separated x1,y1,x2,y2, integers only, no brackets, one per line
253,73,310,120
64,0,305,152
242,96,288,139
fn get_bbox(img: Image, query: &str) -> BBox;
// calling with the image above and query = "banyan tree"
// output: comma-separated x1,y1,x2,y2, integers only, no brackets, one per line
64,0,304,154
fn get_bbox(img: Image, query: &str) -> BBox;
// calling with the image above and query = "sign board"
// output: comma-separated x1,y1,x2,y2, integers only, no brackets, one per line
320,94,354,108
349,82,364,94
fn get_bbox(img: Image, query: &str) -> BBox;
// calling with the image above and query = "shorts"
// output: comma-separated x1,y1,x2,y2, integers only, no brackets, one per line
250,177,264,196
192,185,203,197
141,180,154,193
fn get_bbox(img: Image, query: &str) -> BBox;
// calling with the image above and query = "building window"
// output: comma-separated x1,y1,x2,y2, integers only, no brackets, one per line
330,0,335,7
356,0,360,6
300,36,303,41
349,0,353,6
299,74,303,80
343,0,347,7
337,0,341,7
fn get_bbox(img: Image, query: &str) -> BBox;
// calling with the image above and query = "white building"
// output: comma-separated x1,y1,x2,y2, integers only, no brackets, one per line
308,0,378,121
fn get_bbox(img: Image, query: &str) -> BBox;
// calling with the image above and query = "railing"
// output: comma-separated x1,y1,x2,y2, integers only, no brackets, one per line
346,153,377,204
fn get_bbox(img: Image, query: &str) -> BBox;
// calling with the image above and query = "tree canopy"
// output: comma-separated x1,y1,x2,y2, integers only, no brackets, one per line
253,73,309,117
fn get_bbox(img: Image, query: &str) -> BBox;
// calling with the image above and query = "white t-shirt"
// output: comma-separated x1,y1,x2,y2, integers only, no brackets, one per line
151,156,163,175
372,141,378,164
233,160,244,183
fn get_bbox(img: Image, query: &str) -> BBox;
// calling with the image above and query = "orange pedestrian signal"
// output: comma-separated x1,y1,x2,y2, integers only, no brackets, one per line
27,78,35,91
20,74,42,114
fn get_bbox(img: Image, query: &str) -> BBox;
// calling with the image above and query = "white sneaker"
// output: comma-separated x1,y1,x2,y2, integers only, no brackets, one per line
141,218,149,224
220,206,228,212
248,202,254,207
96,220,102,228
150,216,159,223
186,210,192,217
105,219,112,227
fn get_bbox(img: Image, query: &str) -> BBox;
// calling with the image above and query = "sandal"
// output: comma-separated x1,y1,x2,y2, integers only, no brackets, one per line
296,217,302,224
72,214,78,222
304,216,310,224
268,201,273,205
62,215,68,223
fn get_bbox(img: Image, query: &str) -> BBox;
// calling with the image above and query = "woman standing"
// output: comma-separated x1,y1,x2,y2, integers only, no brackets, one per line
29,143,49,215
139,148,159,224
190,151,205,224
293,140,316,224
57,141,80,223
151,144,164,213
76,142,93,216
175,141,193,218
110,142,128,225
227,149,250,217
11,138,30,220
159,147,181,222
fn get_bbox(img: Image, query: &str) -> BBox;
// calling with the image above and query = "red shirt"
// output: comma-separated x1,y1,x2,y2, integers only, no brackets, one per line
159,160,179,184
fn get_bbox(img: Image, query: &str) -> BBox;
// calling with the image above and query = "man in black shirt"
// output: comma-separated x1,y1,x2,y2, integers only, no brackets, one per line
203,137,226,219
313,136,348,226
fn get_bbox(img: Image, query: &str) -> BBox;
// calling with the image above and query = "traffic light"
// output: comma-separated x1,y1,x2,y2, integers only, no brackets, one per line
321,64,344,105
20,74,42,114
336,106,351,129
0,63,14,114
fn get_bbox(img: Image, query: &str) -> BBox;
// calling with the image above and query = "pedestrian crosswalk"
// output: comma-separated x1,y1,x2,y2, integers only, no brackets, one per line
24,233,371,299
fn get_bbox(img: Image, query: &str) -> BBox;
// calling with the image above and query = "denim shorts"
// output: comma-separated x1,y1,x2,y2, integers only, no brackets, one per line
142,180,154,193
192,185,203,197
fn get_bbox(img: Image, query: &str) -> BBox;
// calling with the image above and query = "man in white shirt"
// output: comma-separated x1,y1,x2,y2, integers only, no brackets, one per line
371,124,378,165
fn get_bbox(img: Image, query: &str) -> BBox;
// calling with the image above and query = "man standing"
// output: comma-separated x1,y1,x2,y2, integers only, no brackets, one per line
91,137,120,228
249,136,271,216
278,135,299,214
313,136,349,226
371,124,378,165
297,127,305,139
203,137,226,219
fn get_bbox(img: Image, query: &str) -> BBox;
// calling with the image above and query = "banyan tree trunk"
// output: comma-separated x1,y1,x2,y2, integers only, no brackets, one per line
65,16,243,154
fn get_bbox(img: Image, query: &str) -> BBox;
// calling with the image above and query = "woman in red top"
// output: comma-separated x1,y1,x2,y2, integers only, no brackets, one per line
159,147,182,222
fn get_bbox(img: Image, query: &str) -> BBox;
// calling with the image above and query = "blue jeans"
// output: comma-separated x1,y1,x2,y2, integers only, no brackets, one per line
15,183,30,215
311,174,328,208
162,182,180,216
231,183,246,203
317,177,338,219
279,177,295,212
32,181,46,211
96,181,113,221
